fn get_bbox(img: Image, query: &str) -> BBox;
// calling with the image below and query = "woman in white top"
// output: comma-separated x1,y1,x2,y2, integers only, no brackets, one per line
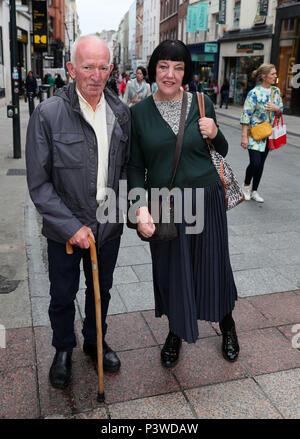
123,66,151,107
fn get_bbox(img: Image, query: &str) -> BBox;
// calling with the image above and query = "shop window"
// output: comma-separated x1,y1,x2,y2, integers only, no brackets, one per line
225,55,264,105
277,17,300,112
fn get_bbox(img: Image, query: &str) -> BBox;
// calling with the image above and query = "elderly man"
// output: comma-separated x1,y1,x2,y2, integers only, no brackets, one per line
26,36,130,389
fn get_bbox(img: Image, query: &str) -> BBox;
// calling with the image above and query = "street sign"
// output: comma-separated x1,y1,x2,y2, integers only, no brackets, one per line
32,0,48,51
205,43,218,54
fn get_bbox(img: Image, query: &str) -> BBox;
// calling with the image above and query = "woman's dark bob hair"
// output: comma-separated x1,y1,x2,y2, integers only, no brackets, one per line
148,40,192,85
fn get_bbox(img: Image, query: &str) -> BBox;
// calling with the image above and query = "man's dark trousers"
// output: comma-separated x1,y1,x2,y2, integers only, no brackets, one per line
47,237,121,352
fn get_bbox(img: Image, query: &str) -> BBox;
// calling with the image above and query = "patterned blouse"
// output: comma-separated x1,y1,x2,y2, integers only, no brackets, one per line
154,92,193,135
240,85,283,151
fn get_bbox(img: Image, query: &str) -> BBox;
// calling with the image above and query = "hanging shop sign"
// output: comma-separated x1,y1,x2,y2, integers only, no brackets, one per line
32,0,48,51
191,54,215,63
218,0,226,24
187,2,209,32
205,43,218,54
236,43,264,53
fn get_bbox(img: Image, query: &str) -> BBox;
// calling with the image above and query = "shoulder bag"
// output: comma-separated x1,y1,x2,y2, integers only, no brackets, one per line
128,91,188,242
249,88,273,141
196,92,244,211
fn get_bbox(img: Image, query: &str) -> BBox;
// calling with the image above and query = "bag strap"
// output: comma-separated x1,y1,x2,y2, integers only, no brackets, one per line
196,91,215,152
169,91,188,190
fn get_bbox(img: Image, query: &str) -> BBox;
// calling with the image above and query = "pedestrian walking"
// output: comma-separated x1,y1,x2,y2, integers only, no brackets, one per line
220,79,229,109
123,66,151,106
188,74,202,93
47,73,55,96
118,72,129,98
25,35,131,390
54,73,65,89
24,71,38,116
209,78,219,105
240,63,283,203
128,40,239,368
108,71,119,95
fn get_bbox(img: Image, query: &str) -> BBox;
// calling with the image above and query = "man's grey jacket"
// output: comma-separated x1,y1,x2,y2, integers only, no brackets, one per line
26,81,131,248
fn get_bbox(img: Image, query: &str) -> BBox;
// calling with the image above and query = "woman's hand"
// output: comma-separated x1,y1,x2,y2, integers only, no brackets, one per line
136,206,156,239
131,97,140,104
265,102,281,113
198,117,218,139
241,135,249,149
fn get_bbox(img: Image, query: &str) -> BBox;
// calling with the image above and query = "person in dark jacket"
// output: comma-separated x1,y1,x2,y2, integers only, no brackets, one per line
54,73,65,89
220,79,230,109
188,74,202,93
25,71,38,115
26,35,131,390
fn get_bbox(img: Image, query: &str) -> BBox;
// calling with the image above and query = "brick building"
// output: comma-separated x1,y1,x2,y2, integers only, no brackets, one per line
271,0,300,114
178,0,188,43
48,0,66,68
136,0,143,60
160,0,179,41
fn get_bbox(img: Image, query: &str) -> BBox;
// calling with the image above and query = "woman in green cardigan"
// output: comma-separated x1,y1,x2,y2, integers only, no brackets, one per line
128,40,239,368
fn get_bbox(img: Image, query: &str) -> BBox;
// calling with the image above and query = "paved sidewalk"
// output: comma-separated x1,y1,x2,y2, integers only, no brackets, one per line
1,99,300,419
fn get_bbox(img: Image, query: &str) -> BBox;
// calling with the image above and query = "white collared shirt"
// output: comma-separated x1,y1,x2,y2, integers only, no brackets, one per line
76,87,109,205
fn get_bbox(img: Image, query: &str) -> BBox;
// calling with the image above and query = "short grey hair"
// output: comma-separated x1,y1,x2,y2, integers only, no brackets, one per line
70,35,111,66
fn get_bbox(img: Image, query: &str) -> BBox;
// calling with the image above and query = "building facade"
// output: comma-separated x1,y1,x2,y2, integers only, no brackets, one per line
218,0,277,105
160,0,179,41
128,0,137,70
65,0,80,64
271,0,300,114
185,0,221,86
0,0,32,106
116,11,129,72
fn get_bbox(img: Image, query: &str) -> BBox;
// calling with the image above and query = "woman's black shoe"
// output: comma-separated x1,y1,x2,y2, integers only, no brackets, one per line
161,331,182,368
219,321,240,362
49,351,72,389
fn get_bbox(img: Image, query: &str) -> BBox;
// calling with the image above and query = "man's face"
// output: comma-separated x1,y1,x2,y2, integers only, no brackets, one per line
67,38,113,105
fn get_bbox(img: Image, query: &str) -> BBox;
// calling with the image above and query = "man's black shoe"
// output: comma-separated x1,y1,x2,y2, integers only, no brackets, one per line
49,351,72,389
219,321,240,362
161,331,182,368
83,341,121,372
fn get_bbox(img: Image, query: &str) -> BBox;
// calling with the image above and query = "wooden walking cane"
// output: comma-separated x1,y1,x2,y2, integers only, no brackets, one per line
66,237,105,403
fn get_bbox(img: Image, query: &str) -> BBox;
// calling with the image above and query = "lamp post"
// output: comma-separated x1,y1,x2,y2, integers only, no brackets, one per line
9,0,21,159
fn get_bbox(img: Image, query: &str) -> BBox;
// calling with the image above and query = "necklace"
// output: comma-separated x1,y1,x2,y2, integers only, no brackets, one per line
154,90,183,102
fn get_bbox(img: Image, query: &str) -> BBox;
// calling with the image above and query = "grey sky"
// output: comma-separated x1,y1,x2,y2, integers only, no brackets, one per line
76,0,135,35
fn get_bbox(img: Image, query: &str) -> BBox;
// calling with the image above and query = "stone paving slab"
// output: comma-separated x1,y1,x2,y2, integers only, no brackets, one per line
185,378,282,419
248,291,300,325
255,369,300,419
109,392,196,419
0,365,39,419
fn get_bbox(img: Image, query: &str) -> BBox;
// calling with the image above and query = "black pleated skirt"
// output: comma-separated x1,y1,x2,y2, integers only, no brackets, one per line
149,181,238,344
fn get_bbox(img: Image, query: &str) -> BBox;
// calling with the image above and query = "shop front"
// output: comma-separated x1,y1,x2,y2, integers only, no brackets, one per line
272,3,300,115
187,42,219,88
219,26,273,105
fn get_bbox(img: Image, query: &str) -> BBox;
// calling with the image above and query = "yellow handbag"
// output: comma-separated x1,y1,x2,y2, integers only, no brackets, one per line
249,88,273,141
